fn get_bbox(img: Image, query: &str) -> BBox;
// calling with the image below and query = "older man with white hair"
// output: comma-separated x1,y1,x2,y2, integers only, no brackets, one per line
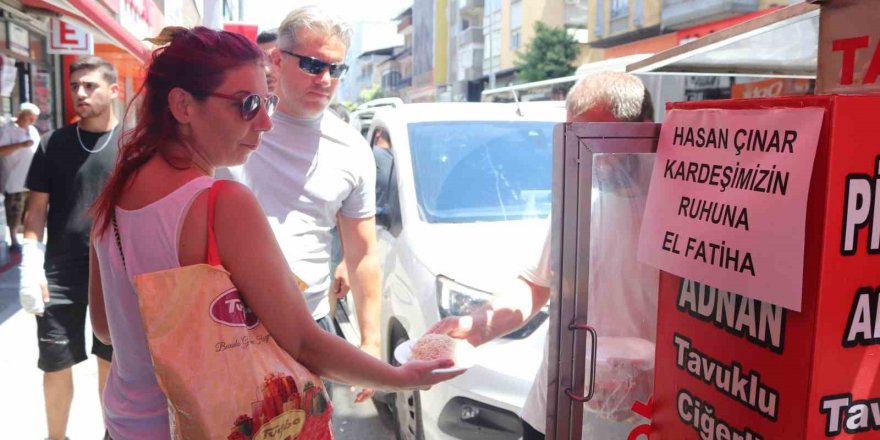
0,102,40,251
430,71,657,439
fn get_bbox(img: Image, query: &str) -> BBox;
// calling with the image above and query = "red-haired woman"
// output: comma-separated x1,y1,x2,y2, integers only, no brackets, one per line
88,27,461,439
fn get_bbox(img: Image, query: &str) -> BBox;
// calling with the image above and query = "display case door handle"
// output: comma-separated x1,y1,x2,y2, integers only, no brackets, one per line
564,323,597,403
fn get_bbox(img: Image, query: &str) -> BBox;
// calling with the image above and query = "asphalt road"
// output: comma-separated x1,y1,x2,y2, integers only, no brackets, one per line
330,384,396,439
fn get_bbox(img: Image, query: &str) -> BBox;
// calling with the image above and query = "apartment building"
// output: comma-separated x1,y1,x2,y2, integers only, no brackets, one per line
411,0,449,102
385,7,415,101
591,0,801,58
455,0,589,100
352,46,397,100
447,0,485,101
588,0,804,102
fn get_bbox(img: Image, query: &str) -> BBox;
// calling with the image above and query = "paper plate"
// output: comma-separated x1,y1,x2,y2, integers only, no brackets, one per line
393,339,477,374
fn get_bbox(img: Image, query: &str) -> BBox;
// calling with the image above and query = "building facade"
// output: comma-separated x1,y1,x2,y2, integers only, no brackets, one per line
447,0,484,101
410,0,448,102
5,0,178,130
480,0,590,98
590,0,801,56
587,0,807,103
338,17,404,104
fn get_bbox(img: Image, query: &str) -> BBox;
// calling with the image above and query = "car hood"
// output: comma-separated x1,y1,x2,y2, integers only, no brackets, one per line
404,219,548,293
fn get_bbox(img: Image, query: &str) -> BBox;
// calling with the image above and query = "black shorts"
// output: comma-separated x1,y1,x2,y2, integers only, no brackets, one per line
36,302,112,372
4,191,27,227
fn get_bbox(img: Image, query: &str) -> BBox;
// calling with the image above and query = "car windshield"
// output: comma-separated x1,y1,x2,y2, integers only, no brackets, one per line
408,120,555,223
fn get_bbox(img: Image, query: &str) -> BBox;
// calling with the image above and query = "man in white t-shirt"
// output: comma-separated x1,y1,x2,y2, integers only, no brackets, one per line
429,71,658,439
0,102,40,251
226,6,380,403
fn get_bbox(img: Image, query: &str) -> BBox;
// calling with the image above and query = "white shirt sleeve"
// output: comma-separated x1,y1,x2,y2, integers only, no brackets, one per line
520,224,552,288
339,133,377,219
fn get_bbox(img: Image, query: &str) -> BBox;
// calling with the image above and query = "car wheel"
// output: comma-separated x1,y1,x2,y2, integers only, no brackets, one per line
372,395,395,430
391,334,425,440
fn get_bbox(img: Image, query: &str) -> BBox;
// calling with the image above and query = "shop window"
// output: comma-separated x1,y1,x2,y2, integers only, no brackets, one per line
510,0,522,50
610,0,630,34
29,34,45,62
611,0,629,18
33,67,53,132
0,21,7,51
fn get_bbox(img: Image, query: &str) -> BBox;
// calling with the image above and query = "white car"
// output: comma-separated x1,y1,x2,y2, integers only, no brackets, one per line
349,97,405,138
336,102,565,440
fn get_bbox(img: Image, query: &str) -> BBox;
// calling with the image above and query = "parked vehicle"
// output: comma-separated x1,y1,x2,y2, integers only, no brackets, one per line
349,97,404,138
334,102,565,440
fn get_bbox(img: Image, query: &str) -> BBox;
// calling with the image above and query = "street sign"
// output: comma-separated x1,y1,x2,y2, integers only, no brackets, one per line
48,18,93,56
817,0,880,94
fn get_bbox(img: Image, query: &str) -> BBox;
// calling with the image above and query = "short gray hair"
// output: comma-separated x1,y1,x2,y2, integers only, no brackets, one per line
566,71,653,122
277,6,352,51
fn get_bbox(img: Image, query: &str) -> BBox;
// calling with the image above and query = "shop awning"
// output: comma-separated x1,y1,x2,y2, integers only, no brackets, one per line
22,0,151,63
627,2,819,79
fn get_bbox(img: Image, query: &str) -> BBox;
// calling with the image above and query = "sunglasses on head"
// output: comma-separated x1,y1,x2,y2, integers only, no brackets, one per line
209,92,279,121
280,50,349,78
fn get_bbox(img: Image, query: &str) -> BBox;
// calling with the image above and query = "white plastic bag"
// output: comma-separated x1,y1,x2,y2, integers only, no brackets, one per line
19,239,47,314
585,337,655,422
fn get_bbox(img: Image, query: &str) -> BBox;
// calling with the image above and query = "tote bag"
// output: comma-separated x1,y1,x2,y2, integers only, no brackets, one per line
126,181,333,439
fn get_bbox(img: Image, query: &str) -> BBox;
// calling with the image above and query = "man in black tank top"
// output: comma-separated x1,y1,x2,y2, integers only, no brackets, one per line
20,56,118,440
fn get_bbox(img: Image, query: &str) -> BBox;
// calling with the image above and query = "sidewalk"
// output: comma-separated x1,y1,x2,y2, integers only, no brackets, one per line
0,245,106,440
0,244,392,440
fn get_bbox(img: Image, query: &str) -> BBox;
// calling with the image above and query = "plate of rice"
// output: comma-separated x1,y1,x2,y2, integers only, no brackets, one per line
394,334,477,373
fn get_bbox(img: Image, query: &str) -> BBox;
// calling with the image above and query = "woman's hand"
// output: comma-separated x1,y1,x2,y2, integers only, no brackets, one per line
393,358,466,391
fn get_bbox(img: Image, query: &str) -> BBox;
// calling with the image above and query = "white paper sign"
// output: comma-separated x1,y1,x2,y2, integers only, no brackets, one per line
0,56,17,98
8,23,29,57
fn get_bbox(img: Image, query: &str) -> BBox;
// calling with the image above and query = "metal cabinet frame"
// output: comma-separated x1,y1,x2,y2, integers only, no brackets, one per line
546,122,660,439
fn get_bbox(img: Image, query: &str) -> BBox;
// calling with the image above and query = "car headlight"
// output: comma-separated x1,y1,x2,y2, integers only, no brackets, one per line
436,275,493,317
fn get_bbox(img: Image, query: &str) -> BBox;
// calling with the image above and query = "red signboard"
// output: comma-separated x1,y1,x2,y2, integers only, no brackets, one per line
818,1,880,94
48,18,93,55
651,95,880,439
223,23,259,42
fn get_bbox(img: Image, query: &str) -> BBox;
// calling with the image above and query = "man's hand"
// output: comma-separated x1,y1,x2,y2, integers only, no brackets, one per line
21,140,33,148
352,342,381,403
428,315,488,347
331,260,350,300
19,239,48,315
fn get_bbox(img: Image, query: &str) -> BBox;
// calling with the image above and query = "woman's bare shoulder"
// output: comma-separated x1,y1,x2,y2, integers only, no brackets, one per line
212,180,269,227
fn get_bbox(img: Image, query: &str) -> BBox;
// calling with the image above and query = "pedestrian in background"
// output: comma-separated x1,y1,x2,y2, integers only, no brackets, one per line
430,71,658,440
88,26,462,439
256,30,279,94
0,102,41,251
226,5,381,403
19,56,118,440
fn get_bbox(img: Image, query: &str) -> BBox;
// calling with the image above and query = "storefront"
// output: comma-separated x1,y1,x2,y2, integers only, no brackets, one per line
0,2,59,131
17,0,162,124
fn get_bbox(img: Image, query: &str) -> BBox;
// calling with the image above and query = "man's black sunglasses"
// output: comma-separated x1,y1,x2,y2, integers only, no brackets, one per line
281,50,349,78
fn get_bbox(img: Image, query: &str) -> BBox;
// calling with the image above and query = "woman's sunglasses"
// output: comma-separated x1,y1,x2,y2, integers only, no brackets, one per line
280,50,349,78
209,92,279,121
